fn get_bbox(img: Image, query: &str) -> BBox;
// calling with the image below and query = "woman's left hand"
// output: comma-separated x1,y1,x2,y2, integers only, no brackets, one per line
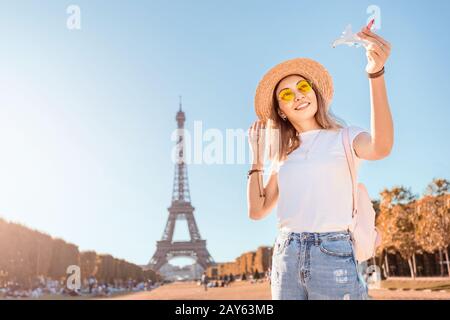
357,27,391,74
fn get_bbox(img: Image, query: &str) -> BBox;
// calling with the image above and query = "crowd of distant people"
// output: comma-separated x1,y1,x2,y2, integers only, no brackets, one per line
199,270,270,291
1,270,273,298
0,275,160,299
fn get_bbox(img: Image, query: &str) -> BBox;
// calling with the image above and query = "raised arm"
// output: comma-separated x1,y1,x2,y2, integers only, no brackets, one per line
354,27,394,161
247,120,279,220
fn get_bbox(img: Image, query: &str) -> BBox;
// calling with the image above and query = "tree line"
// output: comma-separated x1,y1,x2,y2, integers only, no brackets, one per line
0,218,160,288
375,178,449,278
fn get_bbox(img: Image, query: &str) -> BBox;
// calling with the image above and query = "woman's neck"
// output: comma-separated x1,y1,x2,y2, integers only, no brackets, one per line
292,121,323,134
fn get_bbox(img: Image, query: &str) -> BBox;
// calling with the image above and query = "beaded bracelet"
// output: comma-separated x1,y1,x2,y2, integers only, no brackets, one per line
247,169,265,197
247,169,263,179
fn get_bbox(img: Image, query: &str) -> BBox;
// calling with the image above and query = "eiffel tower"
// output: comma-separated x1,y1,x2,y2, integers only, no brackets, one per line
148,97,214,277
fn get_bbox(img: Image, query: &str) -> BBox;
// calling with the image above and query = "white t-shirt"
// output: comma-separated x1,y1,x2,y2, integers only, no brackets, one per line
271,125,369,233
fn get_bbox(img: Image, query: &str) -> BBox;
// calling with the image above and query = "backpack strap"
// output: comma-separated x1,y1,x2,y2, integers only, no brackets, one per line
341,127,358,218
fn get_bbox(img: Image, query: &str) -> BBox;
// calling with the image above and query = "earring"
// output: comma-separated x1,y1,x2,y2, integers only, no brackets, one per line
277,108,287,121
278,112,287,121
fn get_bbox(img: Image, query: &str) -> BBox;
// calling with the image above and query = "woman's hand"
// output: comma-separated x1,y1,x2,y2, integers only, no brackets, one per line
357,27,392,74
248,120,266,169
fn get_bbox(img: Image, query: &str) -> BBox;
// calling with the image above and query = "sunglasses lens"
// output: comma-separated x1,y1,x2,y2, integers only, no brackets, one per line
279,89,294,101
297,80,312,93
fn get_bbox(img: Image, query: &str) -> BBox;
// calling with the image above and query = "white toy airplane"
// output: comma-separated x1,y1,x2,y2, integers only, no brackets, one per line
332,19,375,48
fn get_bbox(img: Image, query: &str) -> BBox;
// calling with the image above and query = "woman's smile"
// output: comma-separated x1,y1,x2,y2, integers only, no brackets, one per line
293,101,310,111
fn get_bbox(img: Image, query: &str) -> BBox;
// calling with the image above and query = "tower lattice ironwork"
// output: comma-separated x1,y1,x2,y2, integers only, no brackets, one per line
148,98,214,273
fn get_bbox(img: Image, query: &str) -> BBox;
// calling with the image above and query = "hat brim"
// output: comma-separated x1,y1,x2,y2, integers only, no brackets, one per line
254,58,334,121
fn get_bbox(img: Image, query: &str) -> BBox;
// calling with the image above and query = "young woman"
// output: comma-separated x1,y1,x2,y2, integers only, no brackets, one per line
247,27,393,300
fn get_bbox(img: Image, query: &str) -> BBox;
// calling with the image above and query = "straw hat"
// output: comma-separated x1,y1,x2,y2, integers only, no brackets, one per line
254,58,334,121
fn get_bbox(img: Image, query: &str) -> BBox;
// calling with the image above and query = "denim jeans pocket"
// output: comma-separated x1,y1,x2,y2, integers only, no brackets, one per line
272,234,291,256
319,237,353,257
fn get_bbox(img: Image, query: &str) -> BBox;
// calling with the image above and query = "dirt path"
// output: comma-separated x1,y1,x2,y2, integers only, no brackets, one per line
104,281,450,300
106,281,270,300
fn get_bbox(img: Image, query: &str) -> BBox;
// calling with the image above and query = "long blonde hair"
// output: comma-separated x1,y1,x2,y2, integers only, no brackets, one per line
268,75,346,163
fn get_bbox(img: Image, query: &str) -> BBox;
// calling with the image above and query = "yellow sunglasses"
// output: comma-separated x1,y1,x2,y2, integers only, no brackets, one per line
278,80,313,102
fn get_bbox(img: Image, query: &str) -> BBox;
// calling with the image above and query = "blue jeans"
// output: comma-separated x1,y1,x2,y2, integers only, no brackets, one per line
270,230,370,300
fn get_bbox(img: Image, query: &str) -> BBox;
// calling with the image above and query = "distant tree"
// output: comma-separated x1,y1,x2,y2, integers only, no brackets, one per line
416,190,450,276
376,201,395,278
391,203,420,278
424,178,449,196
378,186,419,278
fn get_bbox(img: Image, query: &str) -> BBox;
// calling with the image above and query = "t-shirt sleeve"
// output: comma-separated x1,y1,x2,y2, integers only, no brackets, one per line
347,125,370,167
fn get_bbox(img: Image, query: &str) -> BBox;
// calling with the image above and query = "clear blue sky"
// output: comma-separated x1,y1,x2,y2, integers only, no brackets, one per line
0,0,448,267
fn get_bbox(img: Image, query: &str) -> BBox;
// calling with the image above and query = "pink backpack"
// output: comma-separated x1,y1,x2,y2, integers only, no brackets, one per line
342,127,382,262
